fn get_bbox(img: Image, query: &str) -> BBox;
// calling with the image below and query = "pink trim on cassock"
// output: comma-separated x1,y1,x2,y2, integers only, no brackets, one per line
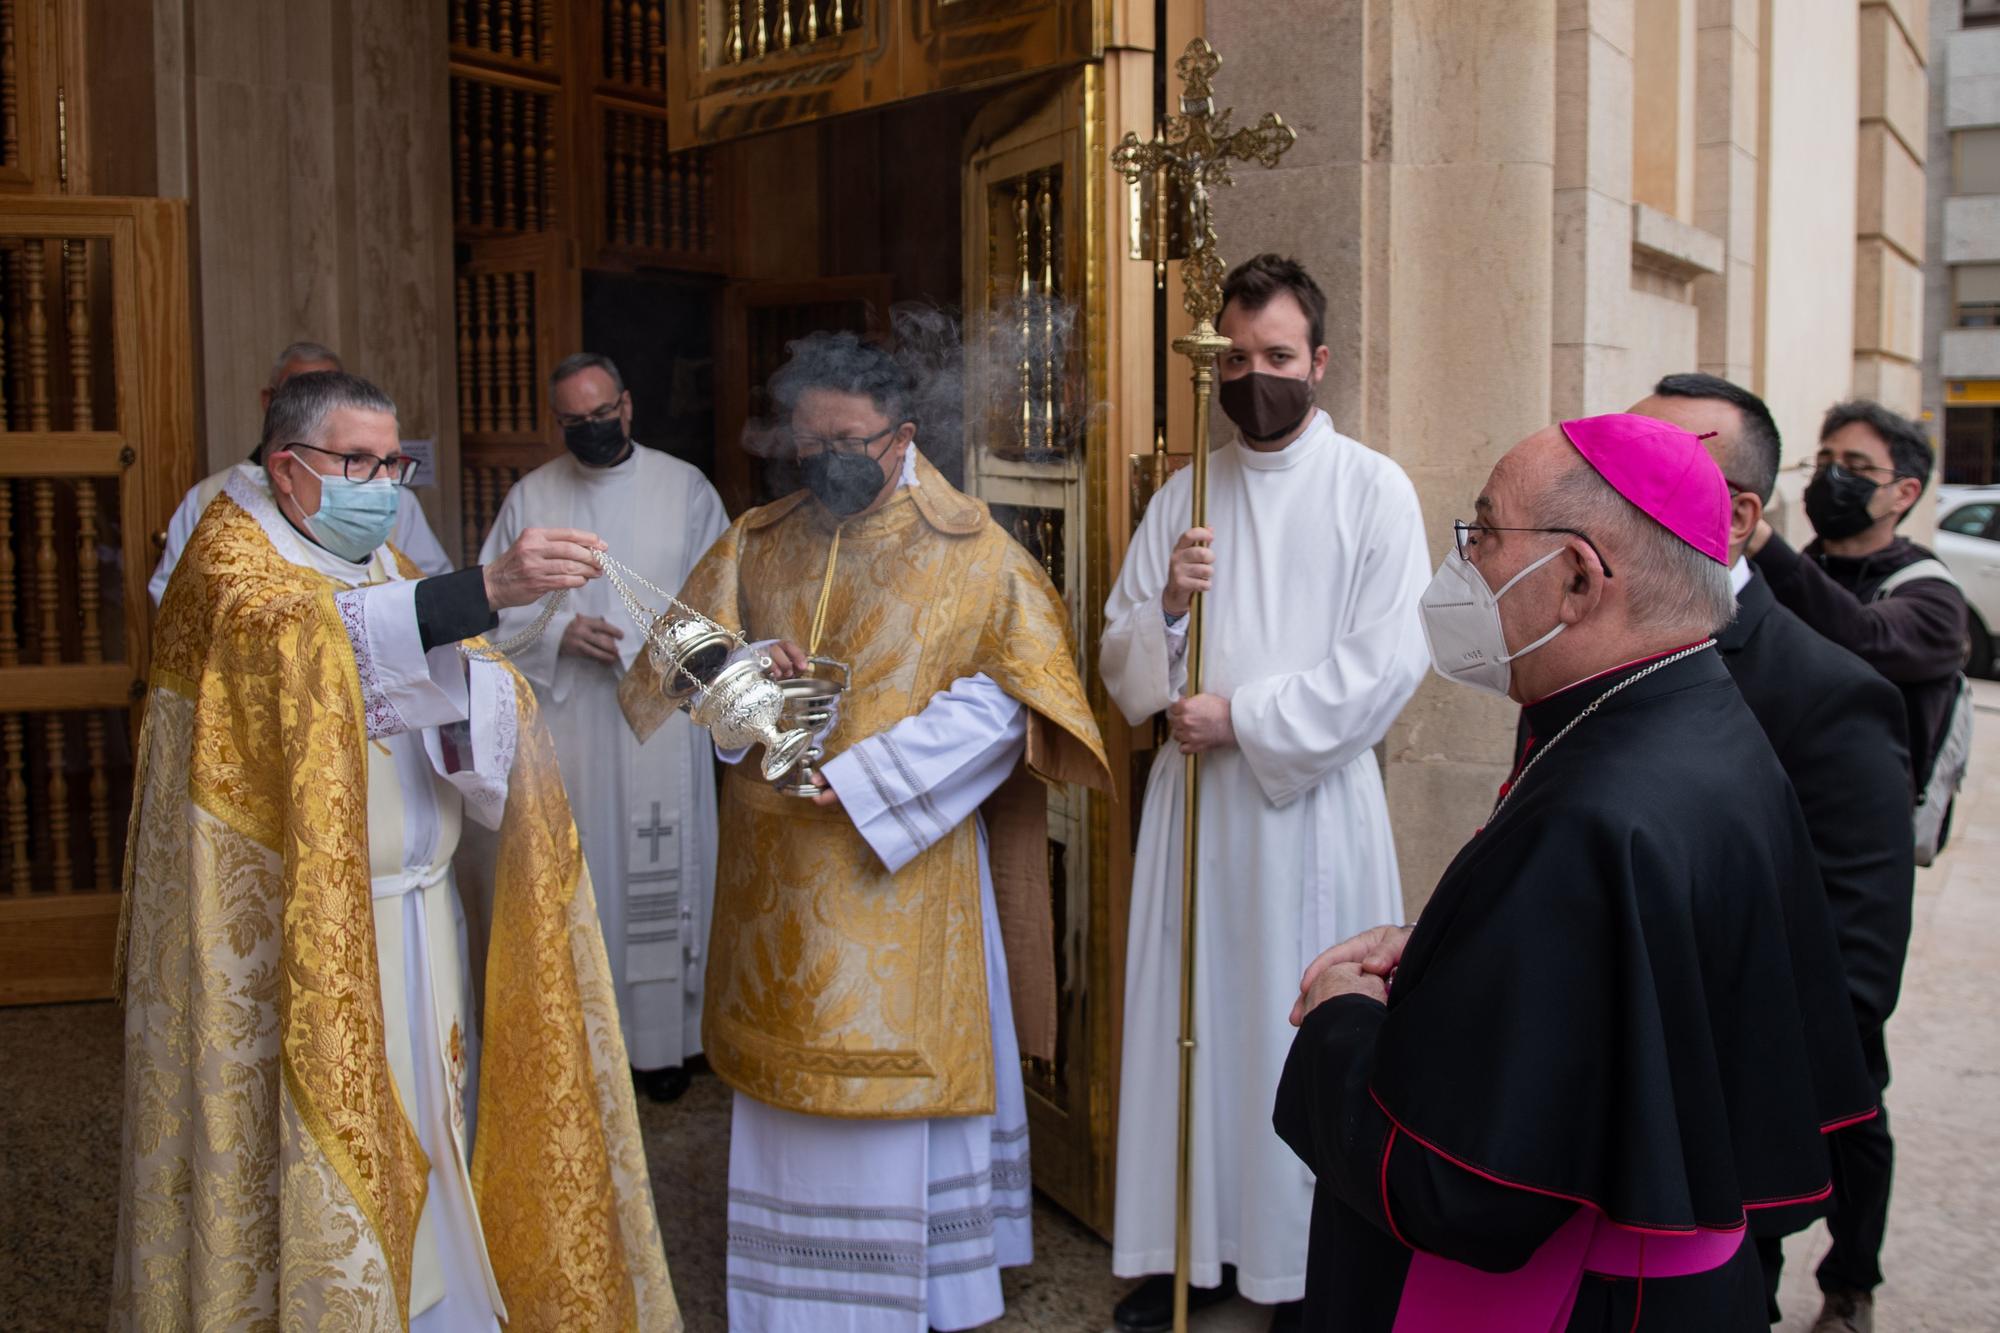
1821,1108,1879,1135
1392,1202,1743,1333
1368,1089,1750,1236
1369,1085,1867,1330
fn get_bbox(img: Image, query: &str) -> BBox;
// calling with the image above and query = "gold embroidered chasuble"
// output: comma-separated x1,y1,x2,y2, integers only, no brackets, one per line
113,493,678,1330
621,455,1109,1120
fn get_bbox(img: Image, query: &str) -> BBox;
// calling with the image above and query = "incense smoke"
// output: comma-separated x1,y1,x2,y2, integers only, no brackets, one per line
740,298,1094,498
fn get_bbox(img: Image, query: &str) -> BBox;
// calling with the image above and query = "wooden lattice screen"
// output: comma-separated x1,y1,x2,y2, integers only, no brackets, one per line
0,197,192,1004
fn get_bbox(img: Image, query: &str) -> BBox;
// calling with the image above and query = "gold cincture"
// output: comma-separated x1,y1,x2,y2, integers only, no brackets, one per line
1111,38,1297,1333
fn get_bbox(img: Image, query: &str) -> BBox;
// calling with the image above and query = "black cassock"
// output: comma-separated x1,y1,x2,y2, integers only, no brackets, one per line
1275,648,1876,1331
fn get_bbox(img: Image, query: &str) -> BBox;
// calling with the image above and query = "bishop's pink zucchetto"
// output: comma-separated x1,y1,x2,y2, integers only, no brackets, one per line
1558,413,1731,565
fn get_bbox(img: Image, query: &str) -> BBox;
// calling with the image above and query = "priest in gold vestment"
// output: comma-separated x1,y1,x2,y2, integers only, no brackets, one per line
622,333,1109,1331
114,372,677,1330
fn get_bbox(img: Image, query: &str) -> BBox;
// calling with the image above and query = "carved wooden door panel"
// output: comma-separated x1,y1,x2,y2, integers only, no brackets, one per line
454,232,582,564
666,0,1103,144
959,58,1151,1234
0,198,193,1003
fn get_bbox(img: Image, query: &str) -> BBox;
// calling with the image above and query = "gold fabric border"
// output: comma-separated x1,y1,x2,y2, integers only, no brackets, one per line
470,676,644,1329
115,494,673,1328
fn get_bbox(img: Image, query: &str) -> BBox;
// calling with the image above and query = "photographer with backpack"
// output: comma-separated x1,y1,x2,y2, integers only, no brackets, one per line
1748,398,1974,1333
1750,399,1974,866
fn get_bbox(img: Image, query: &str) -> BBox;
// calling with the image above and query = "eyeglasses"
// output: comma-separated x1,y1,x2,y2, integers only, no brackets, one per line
787,425,897,456
554,401,621,431
1805,458,1918,486
1453,519,1616,579
281,442,419,485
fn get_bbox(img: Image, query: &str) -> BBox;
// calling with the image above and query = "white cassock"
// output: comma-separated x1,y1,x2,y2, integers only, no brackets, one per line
722,671,1034,1333
224,464,517,1331
481,445,727,1070
151,461,452,604
1100,410,1431,1302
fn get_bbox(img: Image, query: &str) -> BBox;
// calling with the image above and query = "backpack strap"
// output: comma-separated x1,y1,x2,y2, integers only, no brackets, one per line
1873,557,1961,601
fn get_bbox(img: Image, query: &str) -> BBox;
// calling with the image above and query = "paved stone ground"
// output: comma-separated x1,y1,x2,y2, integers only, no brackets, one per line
5,681,1998,1330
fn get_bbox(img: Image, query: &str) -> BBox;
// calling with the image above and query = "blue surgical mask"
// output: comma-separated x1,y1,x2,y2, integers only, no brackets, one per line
298,472,400,562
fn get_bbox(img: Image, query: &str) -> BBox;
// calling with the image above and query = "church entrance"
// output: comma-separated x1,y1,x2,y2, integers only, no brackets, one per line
445,0,1196,1233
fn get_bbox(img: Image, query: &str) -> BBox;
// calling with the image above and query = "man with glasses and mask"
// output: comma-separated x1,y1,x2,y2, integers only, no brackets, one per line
149,340,453,605
115,370,680,1329
1749,401,1972,857
481,351,727,1106
619,329,1108,1332
1635,376,1913,1333
1099,254,1430,1333
1274,414,1873,1333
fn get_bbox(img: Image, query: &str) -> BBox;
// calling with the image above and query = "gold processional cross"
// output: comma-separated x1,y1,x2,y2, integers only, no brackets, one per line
1110,37,1297,1333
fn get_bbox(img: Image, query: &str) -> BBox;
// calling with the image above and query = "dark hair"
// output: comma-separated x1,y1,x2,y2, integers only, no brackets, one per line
1220,253,1327,351
259,370,397,454
1653,373,1782,503
549,351,625,397
768,330,915,424
1820,399,1933,499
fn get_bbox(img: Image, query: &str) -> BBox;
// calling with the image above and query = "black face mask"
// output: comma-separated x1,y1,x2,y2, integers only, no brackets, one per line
564,415,631,468
1803,462,1887,542
1218,371,1315,443
801,449,887,517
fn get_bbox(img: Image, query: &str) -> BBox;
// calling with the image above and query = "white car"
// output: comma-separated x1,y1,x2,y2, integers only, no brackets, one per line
1937,485,2000,678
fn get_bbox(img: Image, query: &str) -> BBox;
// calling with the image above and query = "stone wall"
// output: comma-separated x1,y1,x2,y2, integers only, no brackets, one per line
1208,0,1926,911
1208,0,1558,906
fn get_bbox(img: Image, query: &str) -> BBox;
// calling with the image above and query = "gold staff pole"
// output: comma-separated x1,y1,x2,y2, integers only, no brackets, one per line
1112,39,1297,1333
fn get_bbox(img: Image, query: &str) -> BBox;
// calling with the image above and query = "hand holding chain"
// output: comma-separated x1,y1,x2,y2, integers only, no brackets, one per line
457,548,750,691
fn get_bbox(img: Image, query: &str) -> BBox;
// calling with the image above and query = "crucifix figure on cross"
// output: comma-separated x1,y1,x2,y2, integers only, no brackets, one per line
1111,38,1299,330
1110,36,1298,1333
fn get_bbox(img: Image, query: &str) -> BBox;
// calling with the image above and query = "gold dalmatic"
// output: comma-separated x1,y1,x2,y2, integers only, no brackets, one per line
623,454,1109,1119
112,494,678,1330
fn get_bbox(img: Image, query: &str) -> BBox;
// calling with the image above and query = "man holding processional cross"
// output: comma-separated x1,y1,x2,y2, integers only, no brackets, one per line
1101,44,1428,1333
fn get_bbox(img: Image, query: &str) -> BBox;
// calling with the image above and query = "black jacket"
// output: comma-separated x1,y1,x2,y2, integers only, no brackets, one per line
1718,567,1915,1039
1751,533,1968,791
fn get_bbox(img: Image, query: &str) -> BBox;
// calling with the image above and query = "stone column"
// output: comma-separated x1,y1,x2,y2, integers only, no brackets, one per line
1854,0,1931,415
1758,0,1860,483
1210,0,1558,908
1694,0,1764,389
1553,0,1637,418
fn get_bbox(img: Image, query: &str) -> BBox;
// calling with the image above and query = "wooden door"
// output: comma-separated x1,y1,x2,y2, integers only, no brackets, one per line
447,2,729,560
454,232,583,564
666,0,1104,144
0,197,193,1003
959,56,1152,1234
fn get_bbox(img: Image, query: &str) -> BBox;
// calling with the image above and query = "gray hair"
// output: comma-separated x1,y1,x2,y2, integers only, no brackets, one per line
268,340,343,390
1539,458,1735,638
259,370,397,454
549,351,624,398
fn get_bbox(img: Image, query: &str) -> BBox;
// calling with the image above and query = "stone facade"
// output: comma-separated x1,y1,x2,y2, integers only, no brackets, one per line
1924,0,2000,484
1210,0,1930,910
